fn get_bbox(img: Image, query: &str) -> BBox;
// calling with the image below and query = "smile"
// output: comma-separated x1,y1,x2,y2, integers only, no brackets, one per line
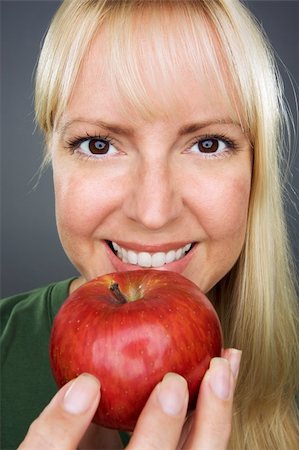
109,241,193,268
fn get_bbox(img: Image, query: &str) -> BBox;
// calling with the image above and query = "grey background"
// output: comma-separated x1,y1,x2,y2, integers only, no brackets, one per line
1,0,299,298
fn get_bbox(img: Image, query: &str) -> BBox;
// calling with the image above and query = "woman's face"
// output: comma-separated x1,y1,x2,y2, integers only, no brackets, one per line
51,30,252,294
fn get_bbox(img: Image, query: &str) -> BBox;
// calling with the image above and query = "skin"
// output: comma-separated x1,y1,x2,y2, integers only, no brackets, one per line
20,351,241,450
51,29,252,296
20,25,250,450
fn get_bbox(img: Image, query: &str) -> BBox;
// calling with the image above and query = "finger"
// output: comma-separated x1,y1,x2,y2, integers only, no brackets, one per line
18,373,100,450
221,348,242,379
184,351,241,450
127,373,189,450
177,412,194,449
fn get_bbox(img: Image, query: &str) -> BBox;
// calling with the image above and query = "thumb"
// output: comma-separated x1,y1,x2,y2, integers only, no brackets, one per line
19,373,100,450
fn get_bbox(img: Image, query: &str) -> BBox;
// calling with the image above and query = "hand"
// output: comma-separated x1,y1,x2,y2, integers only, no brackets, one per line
18,349,241,450
128,348,241,450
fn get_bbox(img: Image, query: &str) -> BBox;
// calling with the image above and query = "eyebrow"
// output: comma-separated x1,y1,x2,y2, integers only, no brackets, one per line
178,119,242,136
58,118,242,138
59,119,134,138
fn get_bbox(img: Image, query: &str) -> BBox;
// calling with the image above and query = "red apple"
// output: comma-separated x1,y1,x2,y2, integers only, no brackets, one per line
50,270,222,431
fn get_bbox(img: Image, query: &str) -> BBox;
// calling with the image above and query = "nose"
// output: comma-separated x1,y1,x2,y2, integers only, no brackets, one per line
123,155,183,230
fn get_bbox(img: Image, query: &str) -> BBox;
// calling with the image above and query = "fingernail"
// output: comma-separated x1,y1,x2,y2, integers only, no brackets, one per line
157,373,188,416
63,373,100,414
228,349,242,379
208,358,232,400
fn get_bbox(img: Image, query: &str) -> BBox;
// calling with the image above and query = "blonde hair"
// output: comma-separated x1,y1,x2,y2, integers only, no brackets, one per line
35,1,299,448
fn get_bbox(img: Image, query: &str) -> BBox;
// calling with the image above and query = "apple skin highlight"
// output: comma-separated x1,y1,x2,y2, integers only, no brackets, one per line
50,270,223,431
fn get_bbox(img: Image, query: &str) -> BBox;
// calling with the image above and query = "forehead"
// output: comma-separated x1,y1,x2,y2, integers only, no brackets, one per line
66,6,241,126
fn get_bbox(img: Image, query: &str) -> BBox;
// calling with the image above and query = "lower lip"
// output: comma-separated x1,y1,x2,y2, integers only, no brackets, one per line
104,241,197,274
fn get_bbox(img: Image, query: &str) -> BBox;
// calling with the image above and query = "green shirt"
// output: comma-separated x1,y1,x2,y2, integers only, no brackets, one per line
0,279,130,449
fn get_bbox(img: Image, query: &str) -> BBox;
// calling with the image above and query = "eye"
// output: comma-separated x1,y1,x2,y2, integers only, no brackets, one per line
79,138,118,157
189,137,228,156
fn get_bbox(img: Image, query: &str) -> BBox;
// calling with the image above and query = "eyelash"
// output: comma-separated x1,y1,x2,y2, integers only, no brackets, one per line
64,132,239,160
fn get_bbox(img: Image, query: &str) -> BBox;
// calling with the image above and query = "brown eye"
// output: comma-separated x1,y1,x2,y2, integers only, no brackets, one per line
198,139,220,153
88,139,110,154
78,138,118,158
188,137,231,158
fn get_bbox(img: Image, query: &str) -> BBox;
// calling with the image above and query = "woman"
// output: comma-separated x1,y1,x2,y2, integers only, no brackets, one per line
1,1,298,449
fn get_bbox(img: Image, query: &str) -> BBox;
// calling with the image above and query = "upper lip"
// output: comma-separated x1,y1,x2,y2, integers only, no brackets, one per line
106,240,194,253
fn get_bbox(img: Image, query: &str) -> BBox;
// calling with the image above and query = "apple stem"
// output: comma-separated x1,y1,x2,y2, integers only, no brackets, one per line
110,283,127,304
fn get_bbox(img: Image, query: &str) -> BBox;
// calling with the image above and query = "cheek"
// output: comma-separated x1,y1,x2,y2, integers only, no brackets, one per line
191,170,251,241
53,167,120,238
186,169,251,292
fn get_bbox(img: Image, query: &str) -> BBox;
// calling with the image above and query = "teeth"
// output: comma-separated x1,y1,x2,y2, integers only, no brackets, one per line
112,242,119,252
151,252,166,268
127,250,138,265
122,248,128,263
184,243,192,252
165,250,176,263
175,248,183,260
138,252,152,267
111,242,192,268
